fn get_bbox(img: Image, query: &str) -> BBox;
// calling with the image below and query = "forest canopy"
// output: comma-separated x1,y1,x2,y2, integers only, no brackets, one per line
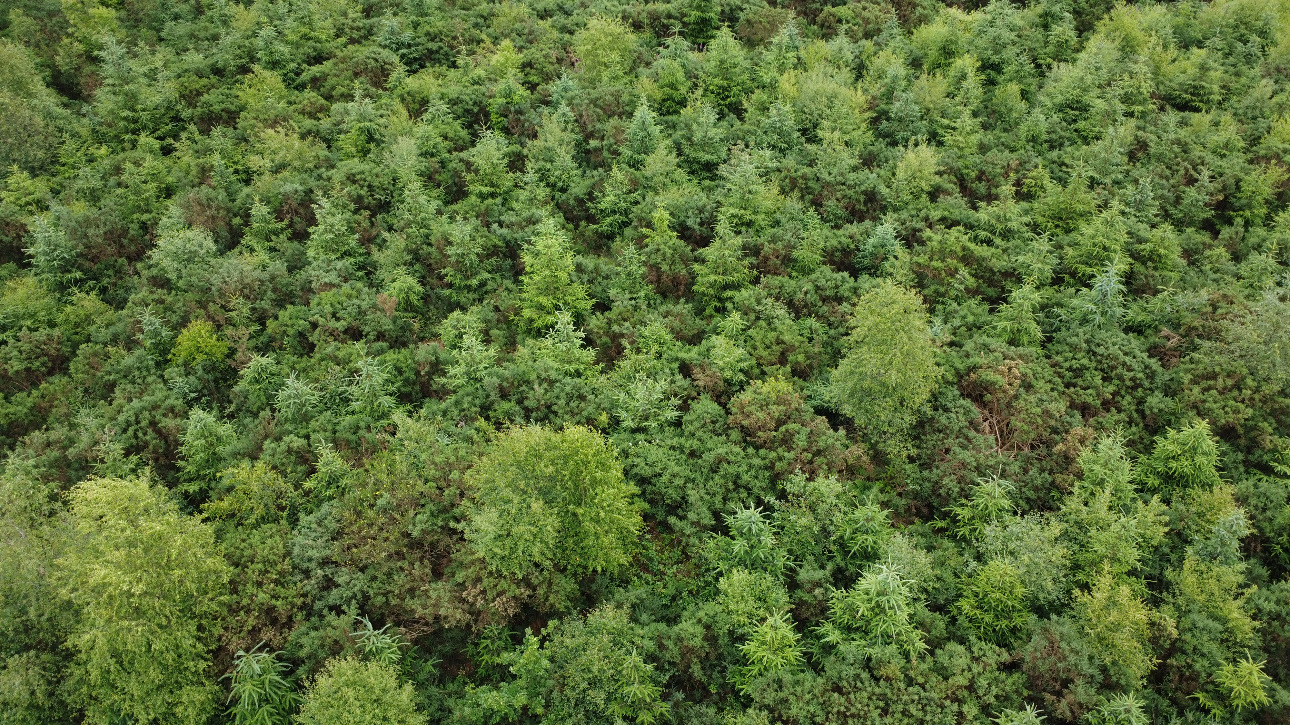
1,0,1290,723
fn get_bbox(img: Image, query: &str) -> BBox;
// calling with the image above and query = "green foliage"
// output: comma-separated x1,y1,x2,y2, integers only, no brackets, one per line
735,610,805,692
353,616,405,667
469,606,667,725
832,282,941,437
892,143,941,210
224,644,299,725
572,16,636,85
714,505,788,577
0,42,68,172
462,425,641,583
623,100,661,169
1165,553,1259,698
838,500,894,564
994,284,1044,347
518,221,594,331
955,559,1031,646
702,28,752,116
243,198,287,258
1061,435,1168,582
177,407,235,490
1214,653,1272,714
1082,693,1147,725
171,319,229,367
55,476,230,725
274,373,320,426
1071,568,1160,690
149,226,218,292
950,474,1017,540
465,131,515,199
5,2,1290,722
609,649,670,725
820,563,928,661
296,657,425,725
692,221,753,313
718,568,791,632
1066,206,1129,282
994,703,1046,725
682,0,719,44
980,515,1071,613
0,276,58,332
1142,420,1223,496
728,376,864,480
306,194,363,265
347,357,399,423
24,214,81,291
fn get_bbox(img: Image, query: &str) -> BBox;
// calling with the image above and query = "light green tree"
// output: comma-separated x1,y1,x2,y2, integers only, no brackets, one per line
526,105,582,191
24,214,82,291
700,27,751,115
495,606,668,725
171,319,229,368
622,99,661,168
55,476,230,725
955,559,1030,645
1142,420,1222,496
819,562,927,660
831,282,940,437
717,568,791,633
980,515,1071,612
994,283,1044,347
0,41,69,172
305,193,362,263
224,645,298,725
177,407,236,493
149,226,217,292
714,505,789,577
949,474,1017,540
353,615,406,667
296,657,425,725
735,611,805,693
1060,435,1167,583
518,221,594,331
572,16,636,85
1071,567,1161,690
1066,205,1129,282
993,703,1046,725
243,197,287,257
1214,653,1272,714
462,425,642,582
464,130,515,199
1084,693,1148,725
692,221,752,313
891,142,940,210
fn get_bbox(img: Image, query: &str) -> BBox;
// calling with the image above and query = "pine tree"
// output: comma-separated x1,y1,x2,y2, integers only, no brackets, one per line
518,221,594,331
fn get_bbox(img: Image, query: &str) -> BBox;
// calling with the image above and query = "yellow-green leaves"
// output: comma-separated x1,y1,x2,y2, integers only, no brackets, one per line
1215,653,1272,713
572,15,635,85
735,611,805,693
56,476,230,725
517,221,593,331
171,319,229,367
297,657,425,725
1072,567,1164,689
462,425,641,583
831,282,940,438
955,559,1030,645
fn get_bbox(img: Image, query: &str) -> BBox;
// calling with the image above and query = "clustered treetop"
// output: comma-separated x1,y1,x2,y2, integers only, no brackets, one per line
0,0,1288,723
